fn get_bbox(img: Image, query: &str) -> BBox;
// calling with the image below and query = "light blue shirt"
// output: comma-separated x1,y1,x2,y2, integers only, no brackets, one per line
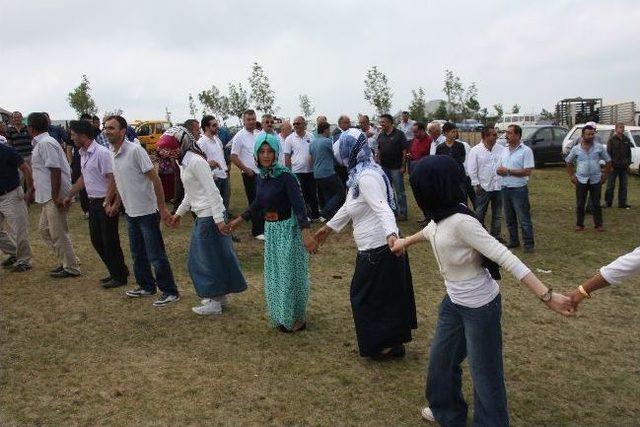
500,143,535,188
565,142,611,184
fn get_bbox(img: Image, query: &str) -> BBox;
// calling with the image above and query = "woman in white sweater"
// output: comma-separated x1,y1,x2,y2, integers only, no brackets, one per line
158,127,247,315
391,155,573,426
315,128,417,360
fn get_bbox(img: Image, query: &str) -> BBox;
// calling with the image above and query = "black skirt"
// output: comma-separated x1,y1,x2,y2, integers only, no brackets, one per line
350,245,417,357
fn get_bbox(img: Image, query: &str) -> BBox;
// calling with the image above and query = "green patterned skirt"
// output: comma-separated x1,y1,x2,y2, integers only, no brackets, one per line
263,216,309,329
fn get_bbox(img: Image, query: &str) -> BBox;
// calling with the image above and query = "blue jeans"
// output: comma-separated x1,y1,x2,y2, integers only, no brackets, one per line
126,213,178,295
427,294,508,427
215,177,230,221
382,168,407,217
316,174,345,220
502,186,534,249
475,189,503,239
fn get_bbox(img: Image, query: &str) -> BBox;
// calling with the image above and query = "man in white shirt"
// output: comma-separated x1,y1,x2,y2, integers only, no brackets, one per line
28,112,81,278
332,115,352,187
198,115,229,219
259,113,285,165
230,109,264,239
285,116,319,220
427,121,446,155
359,114,379,157
467,126,507,240
105,115,180,306
398,111,415,141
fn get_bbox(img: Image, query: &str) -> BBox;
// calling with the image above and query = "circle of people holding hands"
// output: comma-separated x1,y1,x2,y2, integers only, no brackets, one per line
1,108,638,425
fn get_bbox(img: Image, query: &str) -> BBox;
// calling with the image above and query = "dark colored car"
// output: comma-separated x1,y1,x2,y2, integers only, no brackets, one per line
498,125,568,166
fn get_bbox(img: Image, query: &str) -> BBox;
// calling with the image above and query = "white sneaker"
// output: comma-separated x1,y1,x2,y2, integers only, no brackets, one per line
255,234,265,241
420,407,436,422
200,298,211,305
192,299,222,315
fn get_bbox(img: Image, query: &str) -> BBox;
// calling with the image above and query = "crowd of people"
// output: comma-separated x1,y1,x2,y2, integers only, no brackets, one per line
1,108,639,425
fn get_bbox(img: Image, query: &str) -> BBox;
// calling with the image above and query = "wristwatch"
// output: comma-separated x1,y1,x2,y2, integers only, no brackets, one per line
539,288,553,303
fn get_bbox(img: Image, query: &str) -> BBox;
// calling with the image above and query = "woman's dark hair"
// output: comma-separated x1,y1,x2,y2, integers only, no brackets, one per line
27,112,48,132
69,120,94,138
442,122,457,133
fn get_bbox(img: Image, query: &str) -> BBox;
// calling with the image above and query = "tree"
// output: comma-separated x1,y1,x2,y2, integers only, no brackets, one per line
442,69,464,121
187,93,198,118
298,94,315,119
539,108,556,123
511,104,521,114
227,83,250,123
248,62,276,114
363,66,392,116
104,108,123,117
67,74,97,117
493,104,504,121
434,101,448,120
198,84,230,121
408,87,427,122
464,83,480,118
477,107,489,124
165,107,172,124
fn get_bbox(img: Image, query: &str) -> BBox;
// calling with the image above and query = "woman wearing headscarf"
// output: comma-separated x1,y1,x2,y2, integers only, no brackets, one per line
158,126,247,316
228,133,317,332
391,155,574,425
314,128,417,360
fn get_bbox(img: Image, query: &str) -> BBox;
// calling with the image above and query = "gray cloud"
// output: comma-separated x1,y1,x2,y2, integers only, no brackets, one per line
2,0,638,124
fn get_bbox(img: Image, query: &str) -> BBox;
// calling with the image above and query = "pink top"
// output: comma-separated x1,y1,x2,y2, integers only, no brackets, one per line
80,141,113,198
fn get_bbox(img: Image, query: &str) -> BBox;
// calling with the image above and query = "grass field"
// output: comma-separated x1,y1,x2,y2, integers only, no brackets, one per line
1,166,639,426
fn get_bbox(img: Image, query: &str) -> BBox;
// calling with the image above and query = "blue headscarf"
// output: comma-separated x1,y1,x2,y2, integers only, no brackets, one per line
334,128,396,210
253,133,290,178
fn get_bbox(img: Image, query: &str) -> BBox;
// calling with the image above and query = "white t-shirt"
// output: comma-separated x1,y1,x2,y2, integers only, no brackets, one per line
31,132,72,204
284,131,313,173
230,128,259,173
326,169,398,251
600,246,640,285
197,134,227,179
111,140,157,217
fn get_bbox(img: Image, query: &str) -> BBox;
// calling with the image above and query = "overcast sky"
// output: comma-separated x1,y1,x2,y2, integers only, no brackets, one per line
3,0,639,124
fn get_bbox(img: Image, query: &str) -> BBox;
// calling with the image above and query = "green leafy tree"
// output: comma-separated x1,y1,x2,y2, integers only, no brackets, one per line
198,84,230,121
442,69,464,121
67,74,97,117
408,87,427,122
464,83,480,117
493,104,504,121
165,107,172,124
363,66,393,115
298,94,315,119
187,93,198,117
539,108,556,123
227,83,250,123
511,104,521,114
248,62,276,114
434,101,448,120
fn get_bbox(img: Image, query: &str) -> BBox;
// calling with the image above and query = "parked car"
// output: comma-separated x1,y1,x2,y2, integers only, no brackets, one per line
456,119,484,132
562,124,640,174
131,120,171,153
497,125,568,166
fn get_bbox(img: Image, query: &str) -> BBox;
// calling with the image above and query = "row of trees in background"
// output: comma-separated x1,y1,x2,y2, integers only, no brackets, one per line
68,65,555,125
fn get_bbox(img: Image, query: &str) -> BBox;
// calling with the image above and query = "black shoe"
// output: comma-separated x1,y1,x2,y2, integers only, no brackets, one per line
523,246,535,254
2,255,17,268
50,265,64,273
50,269,81,278
100,276,112,284
102,279,126,289
506,242,520,249
371,344,406,361
619,205,631,209
277,324,293,333
10,263,32,272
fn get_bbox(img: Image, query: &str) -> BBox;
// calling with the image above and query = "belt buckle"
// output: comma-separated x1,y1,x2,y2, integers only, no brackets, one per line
265,211,279,221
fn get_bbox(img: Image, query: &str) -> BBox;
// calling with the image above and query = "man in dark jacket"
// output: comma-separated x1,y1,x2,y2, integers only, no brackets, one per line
604,123,632,209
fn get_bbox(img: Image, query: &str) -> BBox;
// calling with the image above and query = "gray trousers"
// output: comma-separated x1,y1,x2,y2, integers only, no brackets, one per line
0,187,32,266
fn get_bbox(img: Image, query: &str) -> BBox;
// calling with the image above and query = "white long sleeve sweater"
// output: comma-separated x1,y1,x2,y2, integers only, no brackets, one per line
422,213,531,308
175,151,225,222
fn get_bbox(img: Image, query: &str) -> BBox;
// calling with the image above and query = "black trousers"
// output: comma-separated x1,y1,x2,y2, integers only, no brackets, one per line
241,173,264,236
71,162,89,213
576,181,603,227
295,172,319,219
88,198,128,283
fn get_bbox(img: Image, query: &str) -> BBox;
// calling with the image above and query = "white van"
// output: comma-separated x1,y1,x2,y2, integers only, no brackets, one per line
495,114,538,132
562,124,640,173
